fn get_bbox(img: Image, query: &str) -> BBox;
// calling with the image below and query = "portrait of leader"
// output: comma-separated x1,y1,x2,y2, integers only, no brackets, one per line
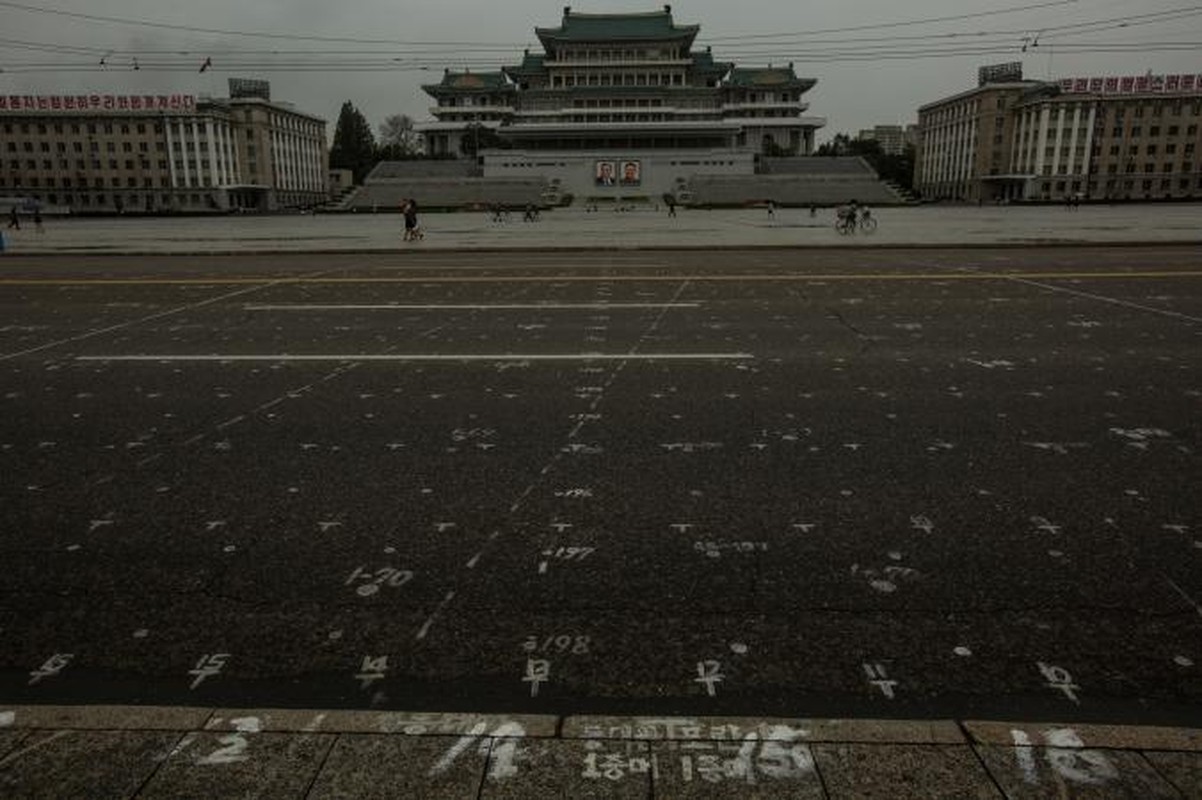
620,160,641,186
595,161,616,187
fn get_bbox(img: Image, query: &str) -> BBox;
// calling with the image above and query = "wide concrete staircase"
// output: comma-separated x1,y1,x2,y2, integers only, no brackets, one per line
686,156,910,207
348,160,549,211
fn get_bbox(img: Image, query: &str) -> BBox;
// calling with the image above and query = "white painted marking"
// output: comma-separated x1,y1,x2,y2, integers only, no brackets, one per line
954,646,973,657
416,591,458,640
1166,577,1202,620
78,353,753,363
1010,730,1039,785
1174,655,1194,667
429,722,489,776
244,303,700,311
0,710,14,727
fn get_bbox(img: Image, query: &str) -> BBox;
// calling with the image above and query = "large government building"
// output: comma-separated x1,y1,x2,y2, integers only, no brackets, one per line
915,64,1202,203
416,5,826,200
1,79,327,213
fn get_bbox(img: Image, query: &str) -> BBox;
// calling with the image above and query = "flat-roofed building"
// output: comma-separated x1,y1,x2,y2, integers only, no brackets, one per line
0,80,327,213
915,66,1202,202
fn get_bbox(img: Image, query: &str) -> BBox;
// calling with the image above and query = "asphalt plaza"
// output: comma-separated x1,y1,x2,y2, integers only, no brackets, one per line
1,247,1200,737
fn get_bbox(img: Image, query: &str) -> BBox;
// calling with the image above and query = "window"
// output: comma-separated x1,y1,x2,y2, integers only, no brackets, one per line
1169,125,1179,136
1150,126,1161,137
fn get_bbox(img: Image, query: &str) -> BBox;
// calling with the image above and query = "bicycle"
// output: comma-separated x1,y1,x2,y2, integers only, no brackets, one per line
835,214,857,235
859,213,878,234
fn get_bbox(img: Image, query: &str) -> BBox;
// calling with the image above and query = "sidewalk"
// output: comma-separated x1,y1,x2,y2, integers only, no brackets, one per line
1,204,1201,255
2,705,1199,797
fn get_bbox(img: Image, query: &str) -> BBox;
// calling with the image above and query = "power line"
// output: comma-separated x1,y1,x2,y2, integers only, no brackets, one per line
703,0,1085,40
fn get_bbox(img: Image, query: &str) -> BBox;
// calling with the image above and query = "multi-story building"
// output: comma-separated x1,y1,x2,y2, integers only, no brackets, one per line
858,125,913,156
916,66,1202,202
417,6,826,199
0,80,327,213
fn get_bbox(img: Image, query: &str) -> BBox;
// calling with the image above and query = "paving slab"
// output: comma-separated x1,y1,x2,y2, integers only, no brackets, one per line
0,704,212,731
974,744,1183,799
0,730,179,799
306,733,488,800
205,708,557,736
966,721,1202,752
0,730,28,760
650,737,826,798
1142,751,1202,799
564,715,963,744
480,737,651,799
138,730,334,800
813,743,1002,800
4,205,1202,256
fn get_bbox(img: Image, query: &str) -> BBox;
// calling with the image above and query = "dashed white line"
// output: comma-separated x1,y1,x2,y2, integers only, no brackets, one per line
77,353,753,362
243,303,700,311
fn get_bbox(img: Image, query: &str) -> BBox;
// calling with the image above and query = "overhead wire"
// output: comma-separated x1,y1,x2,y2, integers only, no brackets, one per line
1,1,1200,74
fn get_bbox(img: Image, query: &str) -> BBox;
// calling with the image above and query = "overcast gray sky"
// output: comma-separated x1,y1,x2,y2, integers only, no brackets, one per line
2,0,1199,142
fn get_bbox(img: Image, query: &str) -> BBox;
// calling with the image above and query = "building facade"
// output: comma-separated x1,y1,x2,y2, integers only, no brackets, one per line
857,125,917,156
916,68,1202,202
0,80,327,213
417,6,825,199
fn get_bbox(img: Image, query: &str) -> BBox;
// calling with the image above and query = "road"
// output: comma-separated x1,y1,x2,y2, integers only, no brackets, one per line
1,247,1200,726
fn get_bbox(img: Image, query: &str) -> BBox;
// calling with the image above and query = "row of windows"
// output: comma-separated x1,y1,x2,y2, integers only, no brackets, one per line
550,73,686,88
6,192,215,206
2,121,157,135
6,140,159,154
1020,124,1201,140
2,174,223,189
5,157,226,171
552,47,683,62
1043,178,1202,192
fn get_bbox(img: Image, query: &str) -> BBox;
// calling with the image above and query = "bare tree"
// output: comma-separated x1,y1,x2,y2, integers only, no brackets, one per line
378,114,421,158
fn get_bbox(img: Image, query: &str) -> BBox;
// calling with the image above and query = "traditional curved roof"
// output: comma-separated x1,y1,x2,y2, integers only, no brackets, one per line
724,66,816,93
503,52,548,81
536,8,699,45
422,71,515,95
692,49,733,78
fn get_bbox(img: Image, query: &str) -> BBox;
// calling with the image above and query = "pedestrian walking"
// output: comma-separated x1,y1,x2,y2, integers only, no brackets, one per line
33,208,44,234
666,196,677,217
7,206,19,230
404,198,422,241
767,200,776,220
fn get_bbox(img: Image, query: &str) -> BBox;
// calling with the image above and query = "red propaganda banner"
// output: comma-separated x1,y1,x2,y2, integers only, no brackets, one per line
1089,78,1104,92
1184,75,1198,91
1073,78,1089,93
0,94,196,113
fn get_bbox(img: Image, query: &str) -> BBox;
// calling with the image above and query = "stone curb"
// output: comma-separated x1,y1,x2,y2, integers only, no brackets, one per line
4,240,1202,258
3,706,1201,752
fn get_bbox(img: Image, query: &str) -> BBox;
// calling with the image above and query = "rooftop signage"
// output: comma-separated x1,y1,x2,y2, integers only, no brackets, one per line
0,94,197,113
1057,74,1200,95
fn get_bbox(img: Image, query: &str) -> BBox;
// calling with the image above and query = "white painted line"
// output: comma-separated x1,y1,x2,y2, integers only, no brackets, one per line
77,353,753,362
243,303,700,311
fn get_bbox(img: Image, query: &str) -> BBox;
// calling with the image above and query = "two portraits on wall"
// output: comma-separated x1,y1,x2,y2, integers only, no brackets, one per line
595,160,641,187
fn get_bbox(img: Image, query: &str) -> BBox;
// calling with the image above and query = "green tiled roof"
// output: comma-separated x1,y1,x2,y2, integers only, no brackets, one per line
725,67,816,91
692,50,733,76
536,9,699,42
503,52,547,77
423,71,514,94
